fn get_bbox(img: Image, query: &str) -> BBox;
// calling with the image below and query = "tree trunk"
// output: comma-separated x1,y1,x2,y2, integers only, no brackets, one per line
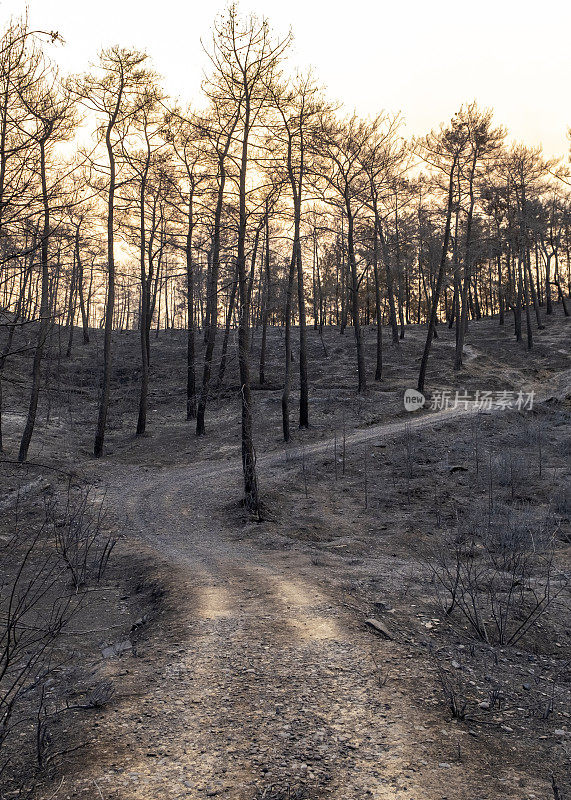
376,216,399,344
455,152,476,370
185,193,196,417
75,226,89,344
236,94,259,513
217,263,238,388
19,139,50,462
282,250,296,442
346,199,366,392
544,246,553,315
418,155,457,394
94,89,121,458
65,250,76,359
372,217,383,381
296,222,309,427
259,209,271,385
136,163,150,436
497,252,504,325
196,155,227,436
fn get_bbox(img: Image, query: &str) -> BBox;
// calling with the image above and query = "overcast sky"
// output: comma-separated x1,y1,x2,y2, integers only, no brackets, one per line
2,0,569,158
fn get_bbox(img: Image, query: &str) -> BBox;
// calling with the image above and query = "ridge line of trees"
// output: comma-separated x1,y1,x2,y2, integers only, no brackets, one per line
0,7,570,510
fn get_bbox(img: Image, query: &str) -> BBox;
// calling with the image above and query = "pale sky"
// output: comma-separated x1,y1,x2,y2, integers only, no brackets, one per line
2,0,570,158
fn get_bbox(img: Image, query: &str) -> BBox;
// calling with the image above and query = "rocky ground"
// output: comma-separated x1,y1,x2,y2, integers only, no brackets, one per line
0,311,569,800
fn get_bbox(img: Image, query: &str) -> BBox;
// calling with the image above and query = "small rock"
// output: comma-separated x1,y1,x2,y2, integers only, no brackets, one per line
130,615,149,632
451,660,461,670
365,618,393,640
101,640,132,659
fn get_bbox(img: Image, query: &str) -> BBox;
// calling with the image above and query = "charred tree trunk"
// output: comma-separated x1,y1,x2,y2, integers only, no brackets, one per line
136,156,151,436
296,226,309,427
282,250,296,442
372,217,383,381
236,95,260,513
346,198,366,393
259,208,271,385
75,224,89,344
186,193,196,419
455,152,476,370
19,138,50,462
65,248,76,359
217,263,238,388
418,155,457,394
376,217,399,344
196,153,227,436
94,85,122,458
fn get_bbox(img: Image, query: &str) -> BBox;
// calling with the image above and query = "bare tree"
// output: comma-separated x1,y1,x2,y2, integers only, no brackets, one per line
204,5,290,510
193,97,241,436
453,104,505,369
499,144,554,351
360,114,406,364
270,74,322,441
18,56,76,461
270,74,321,433
77,46,151,457
165,109,208,420
415,115,470,394
312,113,371,392
119,83,166,435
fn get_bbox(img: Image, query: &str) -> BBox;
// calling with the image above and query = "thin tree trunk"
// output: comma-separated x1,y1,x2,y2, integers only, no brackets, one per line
94,86,122,458
282,249,296,442
217,263,238,388
346,199,366,392
376,216,399,344
186,193,196,419
236,95,259,513
259,208,271,385
196,148,229,435
296,225,309,427
372,217,383,381
136,159,150,436
19,139,50,462
455,152,476,370
65,248,76,359
418,155,457,394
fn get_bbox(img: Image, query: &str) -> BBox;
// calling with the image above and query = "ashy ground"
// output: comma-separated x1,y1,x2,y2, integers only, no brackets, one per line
0,312,569,800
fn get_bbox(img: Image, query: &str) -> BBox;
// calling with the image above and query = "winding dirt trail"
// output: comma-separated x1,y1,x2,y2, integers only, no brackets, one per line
85,375,567,800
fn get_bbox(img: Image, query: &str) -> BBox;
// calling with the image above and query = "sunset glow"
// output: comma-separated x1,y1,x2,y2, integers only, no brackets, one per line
2,0,570,157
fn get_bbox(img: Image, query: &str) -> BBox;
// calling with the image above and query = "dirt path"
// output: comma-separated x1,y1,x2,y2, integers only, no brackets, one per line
100,468,407,799
82,381,568,800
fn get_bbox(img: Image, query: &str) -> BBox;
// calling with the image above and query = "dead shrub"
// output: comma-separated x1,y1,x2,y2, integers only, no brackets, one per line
45,482,116,590
429,504,568,646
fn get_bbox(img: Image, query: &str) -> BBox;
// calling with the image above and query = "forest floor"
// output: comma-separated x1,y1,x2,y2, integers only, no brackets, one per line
0,311,570,800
